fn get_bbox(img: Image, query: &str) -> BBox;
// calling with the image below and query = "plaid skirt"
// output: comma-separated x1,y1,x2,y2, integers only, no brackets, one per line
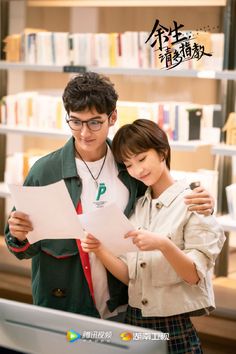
125,306,203,354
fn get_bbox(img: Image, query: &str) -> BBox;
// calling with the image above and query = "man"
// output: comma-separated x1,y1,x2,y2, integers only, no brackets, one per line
5,72,214,319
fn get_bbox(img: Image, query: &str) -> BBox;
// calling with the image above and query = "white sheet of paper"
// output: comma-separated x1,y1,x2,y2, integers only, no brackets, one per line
8,180,85,244
78,202,137,255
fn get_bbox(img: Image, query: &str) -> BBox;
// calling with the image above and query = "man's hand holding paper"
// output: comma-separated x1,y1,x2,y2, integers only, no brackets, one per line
8,180,85,243
8,181,137,254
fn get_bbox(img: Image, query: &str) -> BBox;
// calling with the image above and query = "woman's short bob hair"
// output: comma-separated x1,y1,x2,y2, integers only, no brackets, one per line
112,119,171,169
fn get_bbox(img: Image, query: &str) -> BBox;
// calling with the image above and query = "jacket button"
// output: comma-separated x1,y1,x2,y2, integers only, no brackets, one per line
141,299,148,305
52,288,66,297
155,202,162,209
140,262,146,268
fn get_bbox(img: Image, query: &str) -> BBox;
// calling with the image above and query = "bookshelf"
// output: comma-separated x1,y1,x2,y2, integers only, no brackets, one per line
1,0,235,275
0,4,230,169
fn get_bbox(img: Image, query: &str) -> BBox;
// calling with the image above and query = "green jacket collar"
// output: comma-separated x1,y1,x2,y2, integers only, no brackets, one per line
61,137,78,179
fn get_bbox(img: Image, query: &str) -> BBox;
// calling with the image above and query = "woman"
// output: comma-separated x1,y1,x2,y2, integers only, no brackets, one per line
81,119,225,353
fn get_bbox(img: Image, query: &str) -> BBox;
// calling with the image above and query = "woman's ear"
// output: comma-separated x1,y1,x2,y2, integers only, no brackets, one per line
108,109,117,126
160,151,166,162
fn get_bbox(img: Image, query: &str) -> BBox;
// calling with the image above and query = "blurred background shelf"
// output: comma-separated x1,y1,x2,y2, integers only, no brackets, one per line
216,214,236,232
212,144,236,156
0,183,10,198
1,61,236,79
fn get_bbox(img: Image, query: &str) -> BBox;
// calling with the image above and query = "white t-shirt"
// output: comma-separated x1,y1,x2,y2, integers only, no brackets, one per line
75,145,129,318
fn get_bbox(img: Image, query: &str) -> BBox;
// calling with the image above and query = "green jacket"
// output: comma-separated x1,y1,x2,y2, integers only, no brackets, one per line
5,137,146,317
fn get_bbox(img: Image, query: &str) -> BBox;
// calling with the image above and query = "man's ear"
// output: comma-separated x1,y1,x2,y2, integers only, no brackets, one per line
108,109,117,126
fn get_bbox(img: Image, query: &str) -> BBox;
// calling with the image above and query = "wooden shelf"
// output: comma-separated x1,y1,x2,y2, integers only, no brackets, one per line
169,140,211,151
27,1,226,8
0,61,65,72
0,125,71,139
0,125,211,152
212,144,236,156
1,62,236,80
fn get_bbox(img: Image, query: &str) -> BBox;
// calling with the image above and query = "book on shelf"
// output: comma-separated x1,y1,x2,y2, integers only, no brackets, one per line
4,28,48,62
29,31,70,66
93,33,110,67
3,29,224,71
24,32,37,64
52,32,70,66
3,34,22,62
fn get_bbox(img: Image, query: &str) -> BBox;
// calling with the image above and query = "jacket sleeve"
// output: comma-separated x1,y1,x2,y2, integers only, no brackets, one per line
183,213,226,280
5,224,41,260
130,213,225,287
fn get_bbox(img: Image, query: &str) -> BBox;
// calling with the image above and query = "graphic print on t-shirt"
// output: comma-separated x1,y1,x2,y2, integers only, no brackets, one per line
93,182,107,208
96,182,107,200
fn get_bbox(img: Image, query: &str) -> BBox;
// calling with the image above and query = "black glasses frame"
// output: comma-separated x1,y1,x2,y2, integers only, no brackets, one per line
65,111,114,131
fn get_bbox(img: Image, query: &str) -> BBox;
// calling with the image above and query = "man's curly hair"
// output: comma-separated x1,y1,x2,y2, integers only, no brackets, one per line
62,72,118,115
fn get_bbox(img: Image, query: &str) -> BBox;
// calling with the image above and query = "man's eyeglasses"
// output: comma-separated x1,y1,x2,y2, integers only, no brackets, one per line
66,111,113,132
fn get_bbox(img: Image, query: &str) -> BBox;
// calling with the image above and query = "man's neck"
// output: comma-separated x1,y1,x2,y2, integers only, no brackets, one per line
74,143,107,162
